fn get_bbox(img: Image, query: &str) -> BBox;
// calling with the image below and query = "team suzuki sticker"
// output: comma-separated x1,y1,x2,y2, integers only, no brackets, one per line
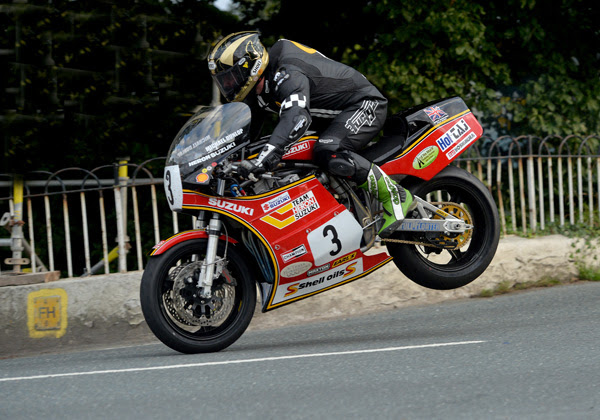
260,191,319,229
262,192,291,212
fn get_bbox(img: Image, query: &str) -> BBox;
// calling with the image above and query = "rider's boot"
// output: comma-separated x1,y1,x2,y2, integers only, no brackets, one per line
359,164,415,238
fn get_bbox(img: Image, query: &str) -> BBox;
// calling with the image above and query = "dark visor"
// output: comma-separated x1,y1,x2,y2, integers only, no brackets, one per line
213,65,247,102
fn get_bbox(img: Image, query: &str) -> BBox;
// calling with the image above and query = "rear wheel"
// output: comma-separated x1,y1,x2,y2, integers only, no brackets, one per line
140,239,256,353
386,166,500,290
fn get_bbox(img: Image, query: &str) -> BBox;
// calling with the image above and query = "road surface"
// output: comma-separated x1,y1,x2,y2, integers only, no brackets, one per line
1,282,598,419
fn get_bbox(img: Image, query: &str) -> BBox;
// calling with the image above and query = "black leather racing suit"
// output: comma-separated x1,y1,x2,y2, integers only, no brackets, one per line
253,39,388,183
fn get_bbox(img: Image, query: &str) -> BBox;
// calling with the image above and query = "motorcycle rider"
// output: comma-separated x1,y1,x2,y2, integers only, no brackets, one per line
207,31,414,238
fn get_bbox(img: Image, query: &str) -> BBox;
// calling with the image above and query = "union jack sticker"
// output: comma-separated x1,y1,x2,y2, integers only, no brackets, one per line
424,106,448,123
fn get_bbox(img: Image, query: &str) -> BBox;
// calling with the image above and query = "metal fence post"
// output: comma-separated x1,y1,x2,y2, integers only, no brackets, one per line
113,160,129,273
9,175,26,272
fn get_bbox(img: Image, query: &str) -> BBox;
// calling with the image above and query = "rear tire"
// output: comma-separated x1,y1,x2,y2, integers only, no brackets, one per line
386,166,500,290
140,239,256,353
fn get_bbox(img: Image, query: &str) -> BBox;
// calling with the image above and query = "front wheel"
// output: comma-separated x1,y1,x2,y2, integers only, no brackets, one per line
140,239,256,353
386,166,500,290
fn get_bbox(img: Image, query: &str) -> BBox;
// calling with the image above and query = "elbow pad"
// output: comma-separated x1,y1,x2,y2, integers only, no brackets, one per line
288,108,312,141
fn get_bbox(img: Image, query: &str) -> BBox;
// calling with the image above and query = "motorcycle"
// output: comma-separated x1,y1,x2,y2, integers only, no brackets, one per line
140,96,500,354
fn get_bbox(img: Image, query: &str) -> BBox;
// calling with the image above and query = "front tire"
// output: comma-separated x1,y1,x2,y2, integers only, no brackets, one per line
386,166,500,290
140,239,256,353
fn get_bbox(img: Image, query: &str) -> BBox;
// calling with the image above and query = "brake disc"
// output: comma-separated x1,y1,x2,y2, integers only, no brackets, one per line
165,261,236,327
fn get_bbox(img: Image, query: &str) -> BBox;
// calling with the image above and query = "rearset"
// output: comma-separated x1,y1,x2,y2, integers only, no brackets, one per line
396,197,473,233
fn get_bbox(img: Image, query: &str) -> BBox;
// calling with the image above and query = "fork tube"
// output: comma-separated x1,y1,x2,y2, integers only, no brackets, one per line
197,180,225,296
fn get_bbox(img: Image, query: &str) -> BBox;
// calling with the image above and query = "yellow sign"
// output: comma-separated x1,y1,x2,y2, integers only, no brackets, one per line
27,288,68,338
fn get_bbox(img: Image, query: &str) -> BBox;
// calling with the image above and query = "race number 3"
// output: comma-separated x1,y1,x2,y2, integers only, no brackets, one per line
307,210,363,266
323,225,342,256
164,165,183,211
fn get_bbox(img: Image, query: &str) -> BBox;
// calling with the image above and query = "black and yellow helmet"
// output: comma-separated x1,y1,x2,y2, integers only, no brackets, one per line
207,32,269,102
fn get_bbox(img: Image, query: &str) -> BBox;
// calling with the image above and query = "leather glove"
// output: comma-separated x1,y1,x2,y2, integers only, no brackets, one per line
256,144,283,171
237,144,284,180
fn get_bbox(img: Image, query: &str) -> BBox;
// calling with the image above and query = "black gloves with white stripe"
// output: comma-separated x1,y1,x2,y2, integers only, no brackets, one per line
238,144,284,180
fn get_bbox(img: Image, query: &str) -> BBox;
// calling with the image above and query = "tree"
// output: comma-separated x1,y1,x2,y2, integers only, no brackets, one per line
234,0,600,137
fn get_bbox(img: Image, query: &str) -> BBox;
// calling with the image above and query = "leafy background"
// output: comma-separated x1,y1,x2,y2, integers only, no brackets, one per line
1,0,599,173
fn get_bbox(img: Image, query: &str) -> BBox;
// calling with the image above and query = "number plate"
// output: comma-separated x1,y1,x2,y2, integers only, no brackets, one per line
307,210,363,266
164,165,183,211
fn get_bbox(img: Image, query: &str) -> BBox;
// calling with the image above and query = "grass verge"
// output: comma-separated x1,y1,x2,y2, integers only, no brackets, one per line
478,267,599,298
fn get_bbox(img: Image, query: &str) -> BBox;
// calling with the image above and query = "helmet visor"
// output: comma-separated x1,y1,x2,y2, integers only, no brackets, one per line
213,65,248,102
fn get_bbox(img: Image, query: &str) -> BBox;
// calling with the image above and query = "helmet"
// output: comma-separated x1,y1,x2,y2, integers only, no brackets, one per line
207,32,269,102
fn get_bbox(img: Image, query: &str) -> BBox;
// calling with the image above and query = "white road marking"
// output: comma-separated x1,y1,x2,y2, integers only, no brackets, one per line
0,340,485,383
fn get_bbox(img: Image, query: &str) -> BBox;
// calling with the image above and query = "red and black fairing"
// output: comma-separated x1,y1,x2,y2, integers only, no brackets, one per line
156,175,391,311
155,97,483,312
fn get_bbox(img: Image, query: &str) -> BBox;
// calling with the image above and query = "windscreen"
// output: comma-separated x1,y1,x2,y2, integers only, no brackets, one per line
166,102,252,182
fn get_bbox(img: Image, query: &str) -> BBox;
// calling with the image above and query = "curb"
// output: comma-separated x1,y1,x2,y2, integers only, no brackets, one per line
0,235,580,357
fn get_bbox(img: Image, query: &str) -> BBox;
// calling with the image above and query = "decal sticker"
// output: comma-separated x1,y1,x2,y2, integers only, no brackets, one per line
345,100,379,134
283,141,310,157
195,173,210,184
164,165,183,211
273,259,364,303
188,141,236,166
332,252,357,268
281,261,312,278
446,132,477,160
285,283,299,297
424,105,448,123
436,118,471,152
175,134,211,158
306,263,330,277
208,198,254,216
413,146,439,170
273,69,290,92
344,261,358,277
307,210,362,266
261,192,291,212
205,129,243,153
260,191,319,229
250,59,262,76
446,118,471,141
281,244,308,262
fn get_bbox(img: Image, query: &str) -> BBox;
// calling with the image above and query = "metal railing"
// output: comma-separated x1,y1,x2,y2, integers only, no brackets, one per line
1,134,599,278
455,134,600,235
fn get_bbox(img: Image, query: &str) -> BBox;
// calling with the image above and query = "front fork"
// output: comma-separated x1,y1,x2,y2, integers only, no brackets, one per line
196,179,226,298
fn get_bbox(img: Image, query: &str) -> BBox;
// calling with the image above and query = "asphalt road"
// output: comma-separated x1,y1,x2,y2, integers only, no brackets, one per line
1,282,599,419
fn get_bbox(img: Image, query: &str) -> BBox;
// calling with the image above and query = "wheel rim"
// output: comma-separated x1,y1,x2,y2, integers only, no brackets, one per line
395,181,491,272
157,248,245,342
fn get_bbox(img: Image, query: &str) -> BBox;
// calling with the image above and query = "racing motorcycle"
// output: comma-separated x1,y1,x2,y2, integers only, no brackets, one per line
140,96,500,354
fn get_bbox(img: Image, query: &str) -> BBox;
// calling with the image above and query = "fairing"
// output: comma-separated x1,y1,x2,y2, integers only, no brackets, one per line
165,102,251,188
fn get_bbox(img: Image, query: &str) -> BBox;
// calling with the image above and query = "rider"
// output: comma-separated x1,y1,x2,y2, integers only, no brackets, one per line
207,31,414,238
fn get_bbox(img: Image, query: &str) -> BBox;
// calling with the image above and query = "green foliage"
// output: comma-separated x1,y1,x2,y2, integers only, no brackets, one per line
2,0,599,172
236,0,599,139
